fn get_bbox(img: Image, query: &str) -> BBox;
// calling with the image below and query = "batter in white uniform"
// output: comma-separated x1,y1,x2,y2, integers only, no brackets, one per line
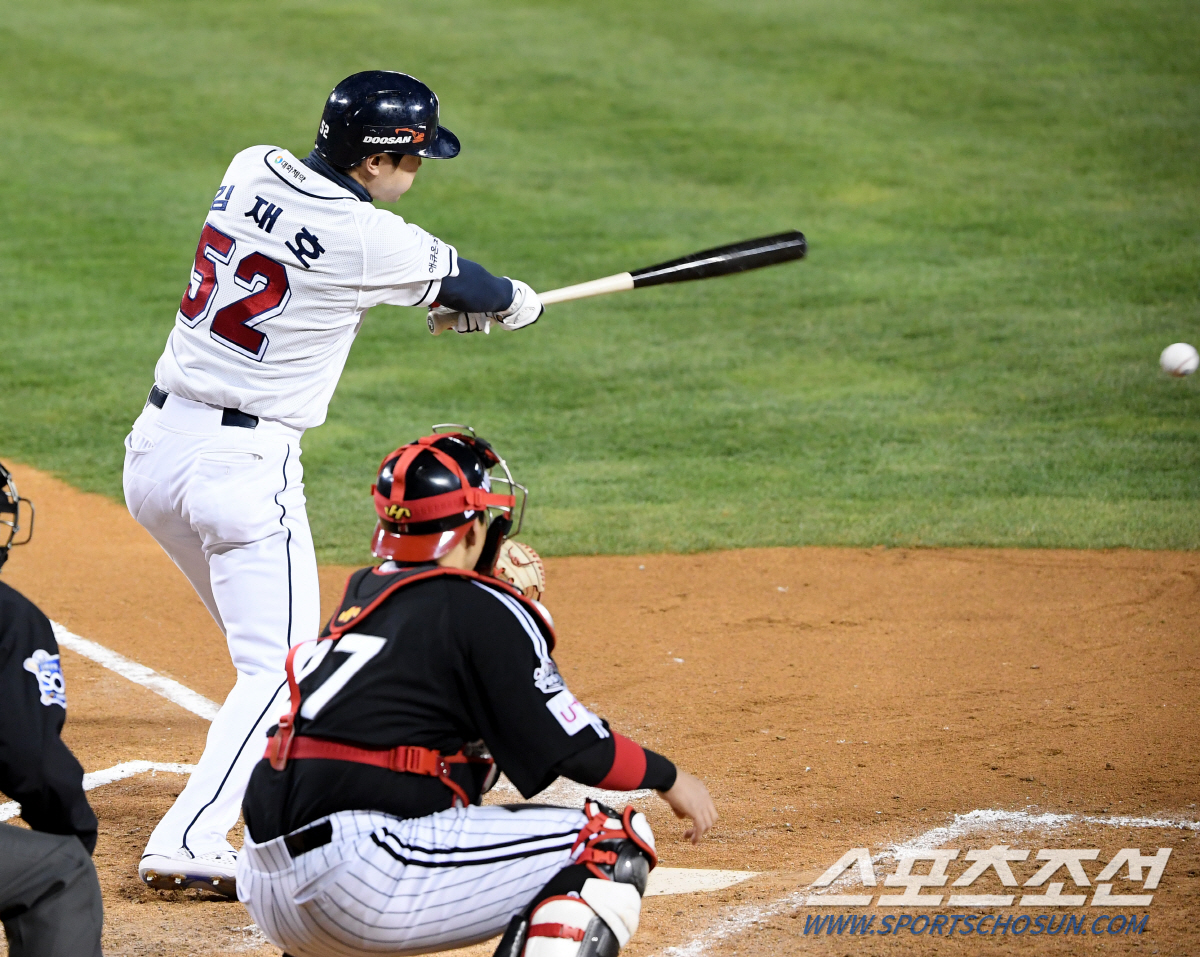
125,70,543,895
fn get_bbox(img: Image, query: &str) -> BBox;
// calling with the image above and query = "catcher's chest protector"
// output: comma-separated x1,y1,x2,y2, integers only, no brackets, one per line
267,564,554,805
326,564,554,646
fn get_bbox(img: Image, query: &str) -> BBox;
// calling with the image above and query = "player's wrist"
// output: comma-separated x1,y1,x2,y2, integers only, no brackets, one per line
642,748,677,792
494,279,543,331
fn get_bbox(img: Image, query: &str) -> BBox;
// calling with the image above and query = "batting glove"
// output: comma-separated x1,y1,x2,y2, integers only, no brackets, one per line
493,280,543,331
426,280,543,336
427,305,490,335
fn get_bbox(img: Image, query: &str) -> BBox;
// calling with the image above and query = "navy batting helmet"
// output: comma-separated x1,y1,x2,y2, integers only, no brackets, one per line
314,70,460,169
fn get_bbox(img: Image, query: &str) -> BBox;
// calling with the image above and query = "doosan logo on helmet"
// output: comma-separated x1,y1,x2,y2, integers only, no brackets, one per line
362,127,426,146
316,73,459,166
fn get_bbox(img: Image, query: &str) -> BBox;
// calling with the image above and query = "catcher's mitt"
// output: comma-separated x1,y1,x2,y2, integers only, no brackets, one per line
494,539,546,601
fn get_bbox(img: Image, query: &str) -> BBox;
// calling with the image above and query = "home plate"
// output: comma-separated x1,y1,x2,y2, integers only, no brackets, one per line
645,868,758,897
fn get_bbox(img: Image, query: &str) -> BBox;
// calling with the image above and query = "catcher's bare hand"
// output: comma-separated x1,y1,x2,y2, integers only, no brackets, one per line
659,770,717,844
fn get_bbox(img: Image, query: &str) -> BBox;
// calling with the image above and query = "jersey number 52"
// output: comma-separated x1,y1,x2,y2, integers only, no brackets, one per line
178,223,292,361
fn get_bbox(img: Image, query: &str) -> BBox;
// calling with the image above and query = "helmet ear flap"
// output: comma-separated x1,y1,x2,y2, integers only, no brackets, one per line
474,514,512,575
468,436,501,468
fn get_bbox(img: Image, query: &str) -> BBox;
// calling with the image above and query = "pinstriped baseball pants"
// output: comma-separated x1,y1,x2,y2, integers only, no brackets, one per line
238,805,589,957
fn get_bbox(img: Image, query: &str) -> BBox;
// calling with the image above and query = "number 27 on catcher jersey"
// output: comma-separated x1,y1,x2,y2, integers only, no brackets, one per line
290,634,385,720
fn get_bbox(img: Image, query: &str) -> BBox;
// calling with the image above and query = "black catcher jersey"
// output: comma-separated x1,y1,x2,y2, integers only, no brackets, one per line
243,567,611,840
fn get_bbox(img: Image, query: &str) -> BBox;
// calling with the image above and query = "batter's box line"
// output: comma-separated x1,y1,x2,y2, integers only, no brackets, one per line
44,622,708,818
51,620,221,720
873,807,1200,861
35,624,760,901
656,808,1200,957
0,760,196,822
0,761,755,900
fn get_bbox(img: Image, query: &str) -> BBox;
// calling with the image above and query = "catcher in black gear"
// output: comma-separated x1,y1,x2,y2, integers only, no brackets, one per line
238,428,717,957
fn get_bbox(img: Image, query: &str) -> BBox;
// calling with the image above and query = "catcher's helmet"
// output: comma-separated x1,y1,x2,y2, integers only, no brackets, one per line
371,426,525,568
314,70,460,169
0,462,34,572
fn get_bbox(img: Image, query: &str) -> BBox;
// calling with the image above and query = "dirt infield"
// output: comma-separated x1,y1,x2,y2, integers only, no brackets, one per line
1,463,1197,956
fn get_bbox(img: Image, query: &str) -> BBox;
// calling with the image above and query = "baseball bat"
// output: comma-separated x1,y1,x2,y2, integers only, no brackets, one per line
429,230,806,334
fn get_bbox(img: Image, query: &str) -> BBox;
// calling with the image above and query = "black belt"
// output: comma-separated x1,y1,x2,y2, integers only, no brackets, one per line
284,820,333,858
147,385,258,429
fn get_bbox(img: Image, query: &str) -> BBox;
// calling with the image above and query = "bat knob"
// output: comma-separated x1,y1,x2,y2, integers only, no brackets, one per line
428,309,459,336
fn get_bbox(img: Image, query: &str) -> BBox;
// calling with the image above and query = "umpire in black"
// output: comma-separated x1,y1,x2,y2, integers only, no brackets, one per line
0,463,103,957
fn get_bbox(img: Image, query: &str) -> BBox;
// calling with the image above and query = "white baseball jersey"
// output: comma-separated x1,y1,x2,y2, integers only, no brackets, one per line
154,146,458,430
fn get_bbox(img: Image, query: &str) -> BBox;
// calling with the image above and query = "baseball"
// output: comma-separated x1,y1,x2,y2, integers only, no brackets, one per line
1160,342,1199,377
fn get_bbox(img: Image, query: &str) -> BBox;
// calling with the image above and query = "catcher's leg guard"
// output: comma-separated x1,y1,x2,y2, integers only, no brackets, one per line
493,801,657,957
570,799,657,893
525,895,620,957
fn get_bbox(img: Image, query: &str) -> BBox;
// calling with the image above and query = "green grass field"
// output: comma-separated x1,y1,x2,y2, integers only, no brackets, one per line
2,0,1198,561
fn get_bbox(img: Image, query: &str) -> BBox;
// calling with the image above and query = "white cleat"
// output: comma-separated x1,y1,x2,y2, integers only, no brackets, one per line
139,848,238,898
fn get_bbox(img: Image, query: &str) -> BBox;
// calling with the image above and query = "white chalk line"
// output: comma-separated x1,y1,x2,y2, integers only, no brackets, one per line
36,627,755,900
32,626,1200,940
0,760,195,822
0,759,751,898
51,620,220,720
228,925,273,953
876,808,1200,861
660,892,805,957
656,807,1200,957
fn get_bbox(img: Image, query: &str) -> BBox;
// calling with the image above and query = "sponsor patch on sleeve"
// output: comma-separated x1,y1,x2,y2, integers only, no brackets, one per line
23,649,67,708
533,658,565,694
546,688,608,738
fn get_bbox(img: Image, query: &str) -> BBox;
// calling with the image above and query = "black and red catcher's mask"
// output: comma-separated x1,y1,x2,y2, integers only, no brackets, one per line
370,427,526,569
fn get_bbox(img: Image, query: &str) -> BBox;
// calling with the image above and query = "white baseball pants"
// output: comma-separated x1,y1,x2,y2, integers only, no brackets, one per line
238,805,589,957
123,394,321,857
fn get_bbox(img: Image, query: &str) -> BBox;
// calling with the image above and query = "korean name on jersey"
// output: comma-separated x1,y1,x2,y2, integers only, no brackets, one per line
155,147,459,430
